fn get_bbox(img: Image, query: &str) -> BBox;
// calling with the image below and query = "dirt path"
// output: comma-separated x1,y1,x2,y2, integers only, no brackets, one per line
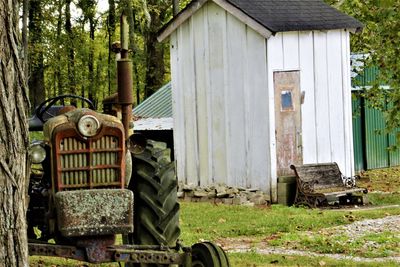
219,214,400,263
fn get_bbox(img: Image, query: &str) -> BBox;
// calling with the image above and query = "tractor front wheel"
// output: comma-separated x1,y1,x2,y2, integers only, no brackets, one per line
191,242,230,267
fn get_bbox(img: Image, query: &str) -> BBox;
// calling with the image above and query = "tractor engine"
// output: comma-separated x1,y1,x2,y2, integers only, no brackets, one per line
27,108,133,241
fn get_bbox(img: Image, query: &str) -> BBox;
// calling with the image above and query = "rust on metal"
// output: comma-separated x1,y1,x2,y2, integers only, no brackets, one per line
117,13,133,139
29,242,191,265
29,243,86,262
55,189,133,237
113,250,186,264
45,109,126,191
117,59,133,139
77,235,115,263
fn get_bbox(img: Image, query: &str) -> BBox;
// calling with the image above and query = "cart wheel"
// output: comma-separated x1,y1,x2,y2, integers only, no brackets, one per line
191,242,229,267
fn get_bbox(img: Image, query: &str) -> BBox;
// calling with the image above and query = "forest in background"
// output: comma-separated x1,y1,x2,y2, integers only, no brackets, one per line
22,0,400,127
23,0,191,113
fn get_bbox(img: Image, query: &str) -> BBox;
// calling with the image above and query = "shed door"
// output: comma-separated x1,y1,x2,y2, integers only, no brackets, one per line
274,71,302,176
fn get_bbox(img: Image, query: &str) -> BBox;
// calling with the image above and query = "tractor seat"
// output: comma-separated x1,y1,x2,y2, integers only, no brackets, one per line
29,106,65,131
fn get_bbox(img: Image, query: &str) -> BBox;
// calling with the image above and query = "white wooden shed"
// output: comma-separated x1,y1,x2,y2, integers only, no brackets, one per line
158,0,363,202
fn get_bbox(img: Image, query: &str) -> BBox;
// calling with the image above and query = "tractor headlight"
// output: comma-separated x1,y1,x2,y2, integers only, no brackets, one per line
78,115,100,137
29,143,46,164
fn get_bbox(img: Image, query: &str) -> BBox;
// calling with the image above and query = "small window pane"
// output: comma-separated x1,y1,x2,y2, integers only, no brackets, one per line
281,91,293,111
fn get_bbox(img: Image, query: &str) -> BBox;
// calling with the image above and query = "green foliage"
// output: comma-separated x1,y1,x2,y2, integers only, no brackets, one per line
326,0,400,130
27,0,178,110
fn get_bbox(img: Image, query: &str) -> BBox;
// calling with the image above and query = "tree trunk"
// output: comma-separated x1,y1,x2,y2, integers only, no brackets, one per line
108,0,116,95
56,0,63,97
65,0,76,105
173,0,179,16
144,0,168,98
22,0,29,76
88,17,96,107
0,0,30,266
28,0,45,110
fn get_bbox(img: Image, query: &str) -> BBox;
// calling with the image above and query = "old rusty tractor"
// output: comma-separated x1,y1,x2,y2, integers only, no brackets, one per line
27,14,229,266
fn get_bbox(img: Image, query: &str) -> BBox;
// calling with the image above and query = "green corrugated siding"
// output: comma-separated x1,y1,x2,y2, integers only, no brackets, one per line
364,102,388,169
351,62,400,170
388,131,400,166
352,95,364,172
133,82,172,118
353,66,379,87
351,92,400,170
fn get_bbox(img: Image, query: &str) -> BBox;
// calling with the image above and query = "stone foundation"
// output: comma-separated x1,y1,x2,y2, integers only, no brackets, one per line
177,183,270,206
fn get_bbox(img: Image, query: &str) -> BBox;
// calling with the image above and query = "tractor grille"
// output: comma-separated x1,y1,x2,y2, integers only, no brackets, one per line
56,135,123,190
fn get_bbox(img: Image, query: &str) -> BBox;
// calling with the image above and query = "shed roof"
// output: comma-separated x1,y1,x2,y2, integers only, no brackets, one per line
226,0,363,32
133,82,172,118
158,0,363,41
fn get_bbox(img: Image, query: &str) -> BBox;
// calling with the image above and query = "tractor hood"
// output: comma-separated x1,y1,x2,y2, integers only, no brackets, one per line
43,108,124,141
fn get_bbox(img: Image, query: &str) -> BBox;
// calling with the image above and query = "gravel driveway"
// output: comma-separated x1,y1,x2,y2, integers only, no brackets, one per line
220,213,400,263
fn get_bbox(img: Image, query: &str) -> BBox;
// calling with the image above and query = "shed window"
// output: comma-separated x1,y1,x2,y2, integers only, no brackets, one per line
281,91,293,111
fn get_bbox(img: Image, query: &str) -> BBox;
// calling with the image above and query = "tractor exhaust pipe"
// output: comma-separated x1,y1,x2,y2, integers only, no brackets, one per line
117,13,133,139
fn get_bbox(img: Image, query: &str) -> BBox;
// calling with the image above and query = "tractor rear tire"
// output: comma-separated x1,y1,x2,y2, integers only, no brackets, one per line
124,139,180,266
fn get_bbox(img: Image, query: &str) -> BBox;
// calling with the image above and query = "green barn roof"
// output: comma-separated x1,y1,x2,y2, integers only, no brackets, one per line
133,82,172,118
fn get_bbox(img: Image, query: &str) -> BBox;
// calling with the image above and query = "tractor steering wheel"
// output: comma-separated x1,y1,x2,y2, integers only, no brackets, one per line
35,94,95,123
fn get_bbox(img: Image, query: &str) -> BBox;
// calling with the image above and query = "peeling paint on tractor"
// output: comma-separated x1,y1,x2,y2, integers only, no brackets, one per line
55,189,133,236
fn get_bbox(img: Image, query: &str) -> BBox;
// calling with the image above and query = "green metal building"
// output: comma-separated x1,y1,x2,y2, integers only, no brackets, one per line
352,64,400,171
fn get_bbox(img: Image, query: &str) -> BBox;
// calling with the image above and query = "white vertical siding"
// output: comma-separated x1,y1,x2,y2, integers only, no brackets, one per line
282,32,300,70
170,2,354,197
246,30,270,192
267,30,353,177
172,2,272,193
225,14,247,187
327,30,346,171
299,31,317,163
207,2,228,183
313,31,332,163
179,20,200,184
170,33,185,183
341,30,355,176
193,8,212,186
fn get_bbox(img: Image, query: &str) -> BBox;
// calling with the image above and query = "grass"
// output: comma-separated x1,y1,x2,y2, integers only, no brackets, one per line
179,202,400,246
30,256,119,267
29,167,400,266
358,167,400,193
229,253,400,267
30,131,44,141
367,192,400,205
268,229,400,258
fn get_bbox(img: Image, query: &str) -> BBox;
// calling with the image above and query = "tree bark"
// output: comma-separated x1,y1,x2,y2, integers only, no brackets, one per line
22,0,29,75
173,0,179,16
56,0,63,97
144,0,169,98
28,0,45,110
0,0,30,266
108,0,116,95
88,16,96,107
65,0,76,105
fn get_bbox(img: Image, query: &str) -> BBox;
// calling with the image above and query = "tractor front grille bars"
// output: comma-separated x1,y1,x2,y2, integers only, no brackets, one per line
54,127,125,191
